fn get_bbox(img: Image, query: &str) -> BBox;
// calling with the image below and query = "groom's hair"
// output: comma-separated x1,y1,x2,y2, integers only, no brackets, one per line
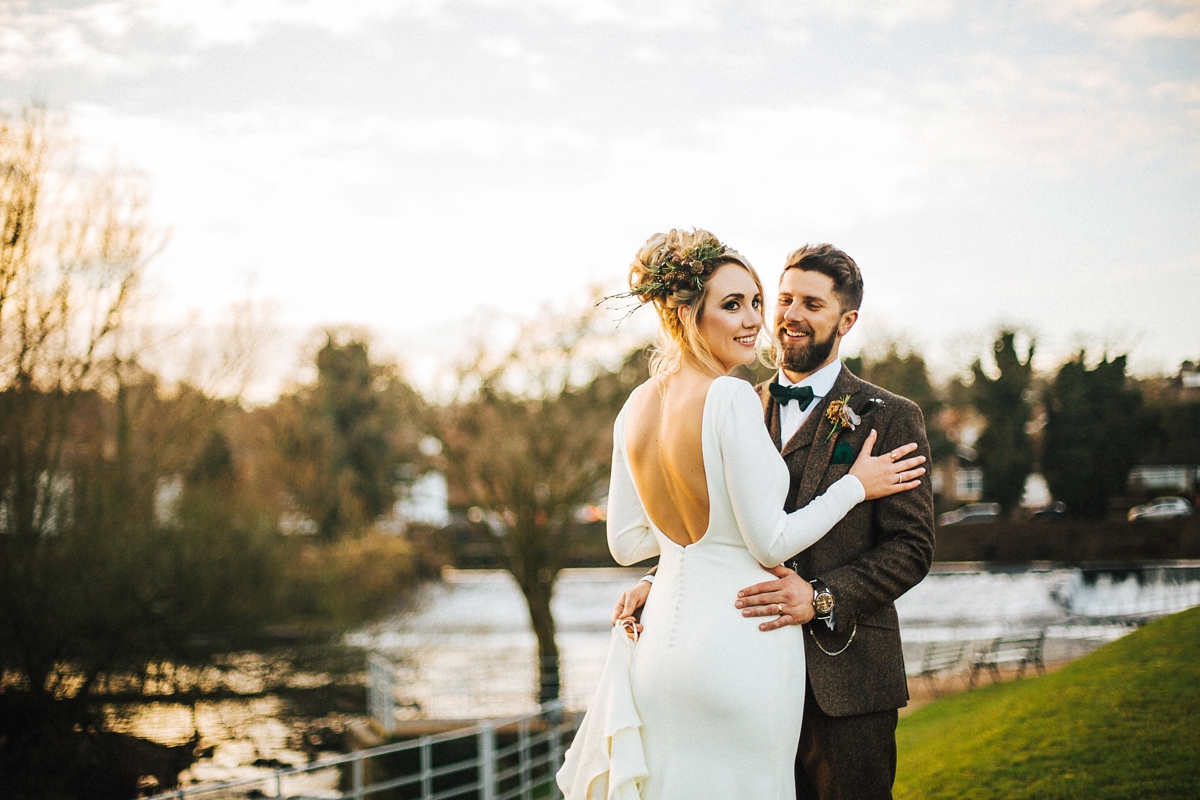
782,243,863,312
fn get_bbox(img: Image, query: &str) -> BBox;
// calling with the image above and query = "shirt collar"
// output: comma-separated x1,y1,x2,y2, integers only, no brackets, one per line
777,359,843,398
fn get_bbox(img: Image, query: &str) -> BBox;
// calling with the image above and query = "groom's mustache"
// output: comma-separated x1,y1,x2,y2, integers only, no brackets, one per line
778,322,815,340
778,319,836,373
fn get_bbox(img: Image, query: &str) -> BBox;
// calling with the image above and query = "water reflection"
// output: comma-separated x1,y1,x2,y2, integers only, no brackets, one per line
355,563,1200,718
108,693,355,791
894,563,1200,668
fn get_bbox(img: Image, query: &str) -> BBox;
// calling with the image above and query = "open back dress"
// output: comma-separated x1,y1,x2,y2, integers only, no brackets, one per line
606,376,864,799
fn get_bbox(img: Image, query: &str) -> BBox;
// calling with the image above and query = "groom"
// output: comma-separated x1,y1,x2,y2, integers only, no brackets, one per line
735,244,935,799
617,244,935,799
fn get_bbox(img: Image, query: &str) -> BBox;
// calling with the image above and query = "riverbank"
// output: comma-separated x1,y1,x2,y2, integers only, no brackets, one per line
894,606,1200,799
447,516,1200,568
933,516,1200,563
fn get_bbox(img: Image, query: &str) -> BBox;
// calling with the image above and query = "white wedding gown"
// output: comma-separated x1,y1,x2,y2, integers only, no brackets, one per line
606,376,864,800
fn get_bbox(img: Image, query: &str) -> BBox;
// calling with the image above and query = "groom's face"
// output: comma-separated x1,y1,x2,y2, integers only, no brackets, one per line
775,269,856,376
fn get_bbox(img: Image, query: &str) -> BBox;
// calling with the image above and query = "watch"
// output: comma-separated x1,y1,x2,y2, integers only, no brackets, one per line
809,579,835,631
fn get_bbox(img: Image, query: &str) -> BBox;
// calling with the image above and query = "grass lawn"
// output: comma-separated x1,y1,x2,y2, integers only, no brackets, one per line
895,606,1200,799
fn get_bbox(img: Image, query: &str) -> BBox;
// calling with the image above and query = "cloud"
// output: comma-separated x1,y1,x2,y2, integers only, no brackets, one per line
0,0,718,78
1102,4,1200,39
6,0,1197,396
759,0,957,30
60,97,937,354
0,0,414,77
136,0,406,45
1152,81,1200,103
10,0,1197,89
0,2,147,77
1023,0,1200,41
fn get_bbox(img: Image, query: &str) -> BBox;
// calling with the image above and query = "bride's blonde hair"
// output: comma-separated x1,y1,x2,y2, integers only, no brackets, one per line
628,228,763,378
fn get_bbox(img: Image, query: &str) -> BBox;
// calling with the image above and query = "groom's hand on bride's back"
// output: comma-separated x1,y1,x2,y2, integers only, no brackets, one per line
735,565,815,631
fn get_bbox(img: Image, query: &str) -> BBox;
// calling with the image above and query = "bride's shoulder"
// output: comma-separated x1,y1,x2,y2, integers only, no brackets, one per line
710,375,760,401
709,376,764,417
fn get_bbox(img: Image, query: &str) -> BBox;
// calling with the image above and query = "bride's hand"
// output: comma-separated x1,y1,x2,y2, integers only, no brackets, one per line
611,579,650,635
849,429,926,501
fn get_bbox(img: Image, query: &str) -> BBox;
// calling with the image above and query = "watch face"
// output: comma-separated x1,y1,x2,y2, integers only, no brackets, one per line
814,593,834,614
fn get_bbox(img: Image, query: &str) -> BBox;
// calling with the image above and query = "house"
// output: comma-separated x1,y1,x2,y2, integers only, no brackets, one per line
1182,360,1200,393
932,406,985,504
1127,360,1200,498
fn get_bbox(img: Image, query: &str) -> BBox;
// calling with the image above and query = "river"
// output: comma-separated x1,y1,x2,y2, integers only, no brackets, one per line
125,561,1200,787
352,561,1200,719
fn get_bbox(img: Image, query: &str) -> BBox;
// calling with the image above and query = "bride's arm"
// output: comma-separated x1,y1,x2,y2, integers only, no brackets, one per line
606,412,660,566
721,384,864,567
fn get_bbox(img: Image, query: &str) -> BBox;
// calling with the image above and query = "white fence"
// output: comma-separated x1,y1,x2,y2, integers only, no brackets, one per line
142,703,579,800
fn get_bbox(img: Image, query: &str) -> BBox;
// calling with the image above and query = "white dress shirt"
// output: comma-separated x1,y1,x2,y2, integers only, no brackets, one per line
777,359,844,446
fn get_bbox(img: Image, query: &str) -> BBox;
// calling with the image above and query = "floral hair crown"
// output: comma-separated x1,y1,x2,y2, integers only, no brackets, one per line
602,237,730,319
632,238,728,302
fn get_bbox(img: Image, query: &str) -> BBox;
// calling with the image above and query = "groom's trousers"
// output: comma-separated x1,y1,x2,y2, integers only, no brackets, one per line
794,678,899,800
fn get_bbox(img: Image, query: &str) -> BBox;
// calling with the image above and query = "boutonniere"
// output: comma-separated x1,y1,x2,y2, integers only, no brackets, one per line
824,394,861,443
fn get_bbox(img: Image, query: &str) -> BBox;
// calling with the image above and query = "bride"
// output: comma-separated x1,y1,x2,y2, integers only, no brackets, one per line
567,229,924,800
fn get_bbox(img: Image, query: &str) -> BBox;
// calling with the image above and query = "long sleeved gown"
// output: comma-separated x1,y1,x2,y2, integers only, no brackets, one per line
606,376,864,800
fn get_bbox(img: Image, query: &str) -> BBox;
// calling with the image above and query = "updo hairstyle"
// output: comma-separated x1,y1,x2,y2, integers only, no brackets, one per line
628,228,763,378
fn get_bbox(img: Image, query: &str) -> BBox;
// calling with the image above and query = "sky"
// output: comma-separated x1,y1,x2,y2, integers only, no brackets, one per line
2,0,1198,397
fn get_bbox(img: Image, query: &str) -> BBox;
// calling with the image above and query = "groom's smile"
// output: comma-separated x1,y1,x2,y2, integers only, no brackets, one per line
779,325,812,343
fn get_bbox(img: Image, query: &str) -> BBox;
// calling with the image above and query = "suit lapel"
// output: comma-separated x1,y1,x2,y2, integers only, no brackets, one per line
795,365,864,508
758,381,784,451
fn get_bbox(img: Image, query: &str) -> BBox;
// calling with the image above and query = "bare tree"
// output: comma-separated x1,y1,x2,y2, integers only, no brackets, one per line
0,106,445,797
0,105,160,701
436,306,646,702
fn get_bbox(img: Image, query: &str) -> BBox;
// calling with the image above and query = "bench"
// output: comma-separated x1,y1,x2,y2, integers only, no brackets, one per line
969,631,1046,686
917,641,967,696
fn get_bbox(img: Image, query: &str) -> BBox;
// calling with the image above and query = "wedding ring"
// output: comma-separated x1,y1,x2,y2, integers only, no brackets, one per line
777,603,784,615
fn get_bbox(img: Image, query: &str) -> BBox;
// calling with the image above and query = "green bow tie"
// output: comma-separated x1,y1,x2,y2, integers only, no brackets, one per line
769,382,816,410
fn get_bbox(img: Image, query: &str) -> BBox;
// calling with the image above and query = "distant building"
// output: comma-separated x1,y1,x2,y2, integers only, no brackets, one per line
1128,465,1197,495
933,407,986,505
933,408,1051,509
1182,361,1200,393
955,466,983,502
391,471,451,530
1128,359,1200,498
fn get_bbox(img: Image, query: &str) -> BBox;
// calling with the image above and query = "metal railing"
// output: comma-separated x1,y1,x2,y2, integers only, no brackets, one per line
142,703,578,800
368,653,400,735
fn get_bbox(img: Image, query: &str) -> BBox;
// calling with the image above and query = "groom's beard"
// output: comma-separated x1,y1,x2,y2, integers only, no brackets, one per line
778,322,838,374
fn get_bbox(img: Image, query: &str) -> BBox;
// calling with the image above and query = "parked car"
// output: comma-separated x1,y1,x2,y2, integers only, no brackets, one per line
937,502,1002,527
1127,496,1194,522
1030,501,1068,522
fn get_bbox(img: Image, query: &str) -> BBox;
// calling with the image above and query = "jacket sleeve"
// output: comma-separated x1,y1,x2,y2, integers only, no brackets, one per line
606,409,660,566
820,397,936,625
722,382,866,567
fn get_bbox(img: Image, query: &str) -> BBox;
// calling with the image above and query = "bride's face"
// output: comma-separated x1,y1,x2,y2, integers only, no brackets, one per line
693,263,763,373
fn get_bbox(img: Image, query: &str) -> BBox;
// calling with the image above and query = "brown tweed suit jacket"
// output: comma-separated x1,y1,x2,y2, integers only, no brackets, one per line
756,365,936,718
